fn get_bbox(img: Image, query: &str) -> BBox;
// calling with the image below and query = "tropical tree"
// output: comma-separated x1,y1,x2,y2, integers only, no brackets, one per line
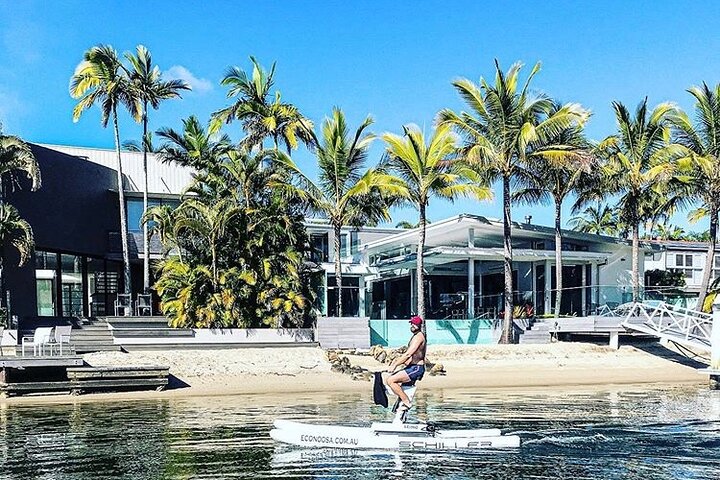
594,99,681,302
669,83,720,308
569,204,620,236
274,108,401,316
70,45,141,294
211,57,314,151
157,116,232,176
383,124,492,325
437,60,588,342
0,129,40,319
513,102,593,317
125,45,190,294
651,222,686,241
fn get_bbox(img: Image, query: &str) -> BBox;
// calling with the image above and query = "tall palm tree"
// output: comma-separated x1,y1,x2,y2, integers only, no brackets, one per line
513,102,593,317
669,83,720,308
568,204,619,235
383,124,492,325
437,60,588,342
70,45,141,295
211,57,314,151
595,99,680,302
157,116,232,175
125,45,190,294
0,204,34,304
274,108,402,317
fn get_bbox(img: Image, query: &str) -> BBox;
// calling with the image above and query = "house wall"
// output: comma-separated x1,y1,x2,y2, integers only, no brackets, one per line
597,244,637,305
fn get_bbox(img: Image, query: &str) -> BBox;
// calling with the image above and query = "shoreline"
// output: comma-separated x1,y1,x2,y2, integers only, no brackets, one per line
0,342,707,406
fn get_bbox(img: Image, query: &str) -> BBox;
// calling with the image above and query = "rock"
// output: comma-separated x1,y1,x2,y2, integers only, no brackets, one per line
341,356,350,366
327,351,339,363
429,363,445,376
376,351,387,363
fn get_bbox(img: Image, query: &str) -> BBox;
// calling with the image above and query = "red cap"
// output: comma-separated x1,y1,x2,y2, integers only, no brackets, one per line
409,315,423,326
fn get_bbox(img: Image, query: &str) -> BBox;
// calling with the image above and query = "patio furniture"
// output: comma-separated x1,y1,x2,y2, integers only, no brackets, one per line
136,294,152,316
51,325,73,355
114,294,132,316
21,327,54,356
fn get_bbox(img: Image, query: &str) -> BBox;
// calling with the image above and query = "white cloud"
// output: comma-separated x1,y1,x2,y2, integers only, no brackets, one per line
163,65,213,94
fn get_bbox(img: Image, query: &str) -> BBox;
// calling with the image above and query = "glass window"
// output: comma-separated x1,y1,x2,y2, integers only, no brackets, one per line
35,251,58,316
61,254,83,317
685,254,693,267
350,231,359,255
309,233,329,263
327,275,360,317
715,255,720,269
676,254,684,266
340,234,348,257
87,257,106,316
127,198,144,233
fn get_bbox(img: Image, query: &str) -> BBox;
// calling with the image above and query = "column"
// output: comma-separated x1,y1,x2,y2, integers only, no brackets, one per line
410,268,416,314
531,262,537,310
581,264,587,315
468,259,475,319
712,296,720,370
358,276,366,318
544,259,552,316
591,262,599,309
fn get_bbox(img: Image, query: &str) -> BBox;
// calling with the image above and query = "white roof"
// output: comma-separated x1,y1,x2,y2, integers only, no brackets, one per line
39,143,195,195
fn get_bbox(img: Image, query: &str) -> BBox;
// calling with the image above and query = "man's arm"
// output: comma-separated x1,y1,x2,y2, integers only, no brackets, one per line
388,336,422,372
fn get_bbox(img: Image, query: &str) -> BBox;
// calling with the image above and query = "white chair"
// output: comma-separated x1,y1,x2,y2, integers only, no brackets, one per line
21,327,54,356
114,294,132,316
52,325,73,355
135,294,152,316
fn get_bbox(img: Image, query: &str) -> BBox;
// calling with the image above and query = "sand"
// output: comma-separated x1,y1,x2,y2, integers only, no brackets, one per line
0,341,708,405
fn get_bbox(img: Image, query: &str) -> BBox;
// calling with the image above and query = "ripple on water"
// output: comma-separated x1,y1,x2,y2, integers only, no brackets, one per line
0,384,719,479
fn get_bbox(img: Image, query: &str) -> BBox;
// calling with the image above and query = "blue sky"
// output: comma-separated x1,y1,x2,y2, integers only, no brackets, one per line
1,1,719,231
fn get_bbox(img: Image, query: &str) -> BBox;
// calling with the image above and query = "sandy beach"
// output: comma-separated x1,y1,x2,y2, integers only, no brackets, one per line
0,340,708,405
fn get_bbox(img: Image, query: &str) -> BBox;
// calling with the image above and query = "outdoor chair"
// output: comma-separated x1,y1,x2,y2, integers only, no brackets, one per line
51,325,73,355
21,327,54,356
136,294,152,316
114,294,133,316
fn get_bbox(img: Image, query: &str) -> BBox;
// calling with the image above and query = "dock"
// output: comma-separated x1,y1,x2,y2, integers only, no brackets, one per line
0,356,169,397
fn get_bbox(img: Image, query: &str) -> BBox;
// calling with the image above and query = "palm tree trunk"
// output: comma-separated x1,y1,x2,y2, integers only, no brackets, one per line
502,174,514,344
697,204,718,311
632,221,640,303
554,200,563,318
113,109,132,295
334,223,343,317
142,105,150,294
417,202,427,335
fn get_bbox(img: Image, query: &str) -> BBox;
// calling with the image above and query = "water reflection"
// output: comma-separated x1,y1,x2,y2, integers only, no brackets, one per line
0,385,718,479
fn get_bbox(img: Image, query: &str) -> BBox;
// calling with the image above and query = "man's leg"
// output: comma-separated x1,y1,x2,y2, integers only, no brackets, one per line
386,370,412,407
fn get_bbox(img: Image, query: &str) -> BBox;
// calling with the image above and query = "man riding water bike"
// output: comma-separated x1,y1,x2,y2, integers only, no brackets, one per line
385,315,426,411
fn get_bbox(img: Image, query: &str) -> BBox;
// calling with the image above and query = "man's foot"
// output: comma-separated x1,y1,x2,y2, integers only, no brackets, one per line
399,401,412,412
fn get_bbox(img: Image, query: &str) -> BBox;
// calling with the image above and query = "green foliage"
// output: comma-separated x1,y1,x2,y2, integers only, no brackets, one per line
150,124,314,329
645,269,686,288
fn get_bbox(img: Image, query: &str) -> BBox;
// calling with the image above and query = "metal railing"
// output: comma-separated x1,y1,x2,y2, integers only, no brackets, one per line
622,301,713,351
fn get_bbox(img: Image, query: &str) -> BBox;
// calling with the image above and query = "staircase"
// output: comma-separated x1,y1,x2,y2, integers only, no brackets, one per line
70,319,122,353
518,320,551,344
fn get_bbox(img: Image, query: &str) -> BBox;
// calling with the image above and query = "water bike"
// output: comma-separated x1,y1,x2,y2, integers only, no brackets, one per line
270,378,520,450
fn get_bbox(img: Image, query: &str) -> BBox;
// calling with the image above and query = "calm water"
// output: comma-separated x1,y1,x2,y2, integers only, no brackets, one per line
0,385,719,479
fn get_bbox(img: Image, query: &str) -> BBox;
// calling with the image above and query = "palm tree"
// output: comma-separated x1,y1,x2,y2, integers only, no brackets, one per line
383,124,492,325
568,204,619,235
0,129,40,315
125,45,190,294
274,108,402,317
157,116,232,175
669,83,720,308
595,99,680,302
211,57,314,151
437,60,588,342
513,102,593,317
70,45,141,295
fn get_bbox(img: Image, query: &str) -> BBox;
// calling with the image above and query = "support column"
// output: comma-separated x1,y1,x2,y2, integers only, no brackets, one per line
358,276,366,318
591,262,599,310
531,262,537,311
468,259,475,319
581,264,587,315
609,331,619,350
544,259,552,316
410,269,417,314
712,296,720,370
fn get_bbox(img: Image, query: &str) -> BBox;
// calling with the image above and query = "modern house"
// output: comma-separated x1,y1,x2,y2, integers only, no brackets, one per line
3,144,646,347
644,240,720,307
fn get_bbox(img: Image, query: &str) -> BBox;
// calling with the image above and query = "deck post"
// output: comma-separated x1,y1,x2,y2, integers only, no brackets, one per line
609,331,619,350
467,259,475,319
544,260,552,316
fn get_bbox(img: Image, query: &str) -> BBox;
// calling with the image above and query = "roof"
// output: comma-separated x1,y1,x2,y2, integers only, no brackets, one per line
37,143,195,195
647,240,710,251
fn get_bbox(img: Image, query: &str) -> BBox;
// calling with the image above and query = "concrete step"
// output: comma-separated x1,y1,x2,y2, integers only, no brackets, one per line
73,344,123,353
70,335,115,342
111,328,194,338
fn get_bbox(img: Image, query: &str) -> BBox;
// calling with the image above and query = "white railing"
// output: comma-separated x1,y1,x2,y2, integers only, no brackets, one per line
622,301,713,351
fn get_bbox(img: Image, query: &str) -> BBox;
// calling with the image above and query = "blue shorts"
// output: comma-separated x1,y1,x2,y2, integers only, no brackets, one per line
404,364,425,383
